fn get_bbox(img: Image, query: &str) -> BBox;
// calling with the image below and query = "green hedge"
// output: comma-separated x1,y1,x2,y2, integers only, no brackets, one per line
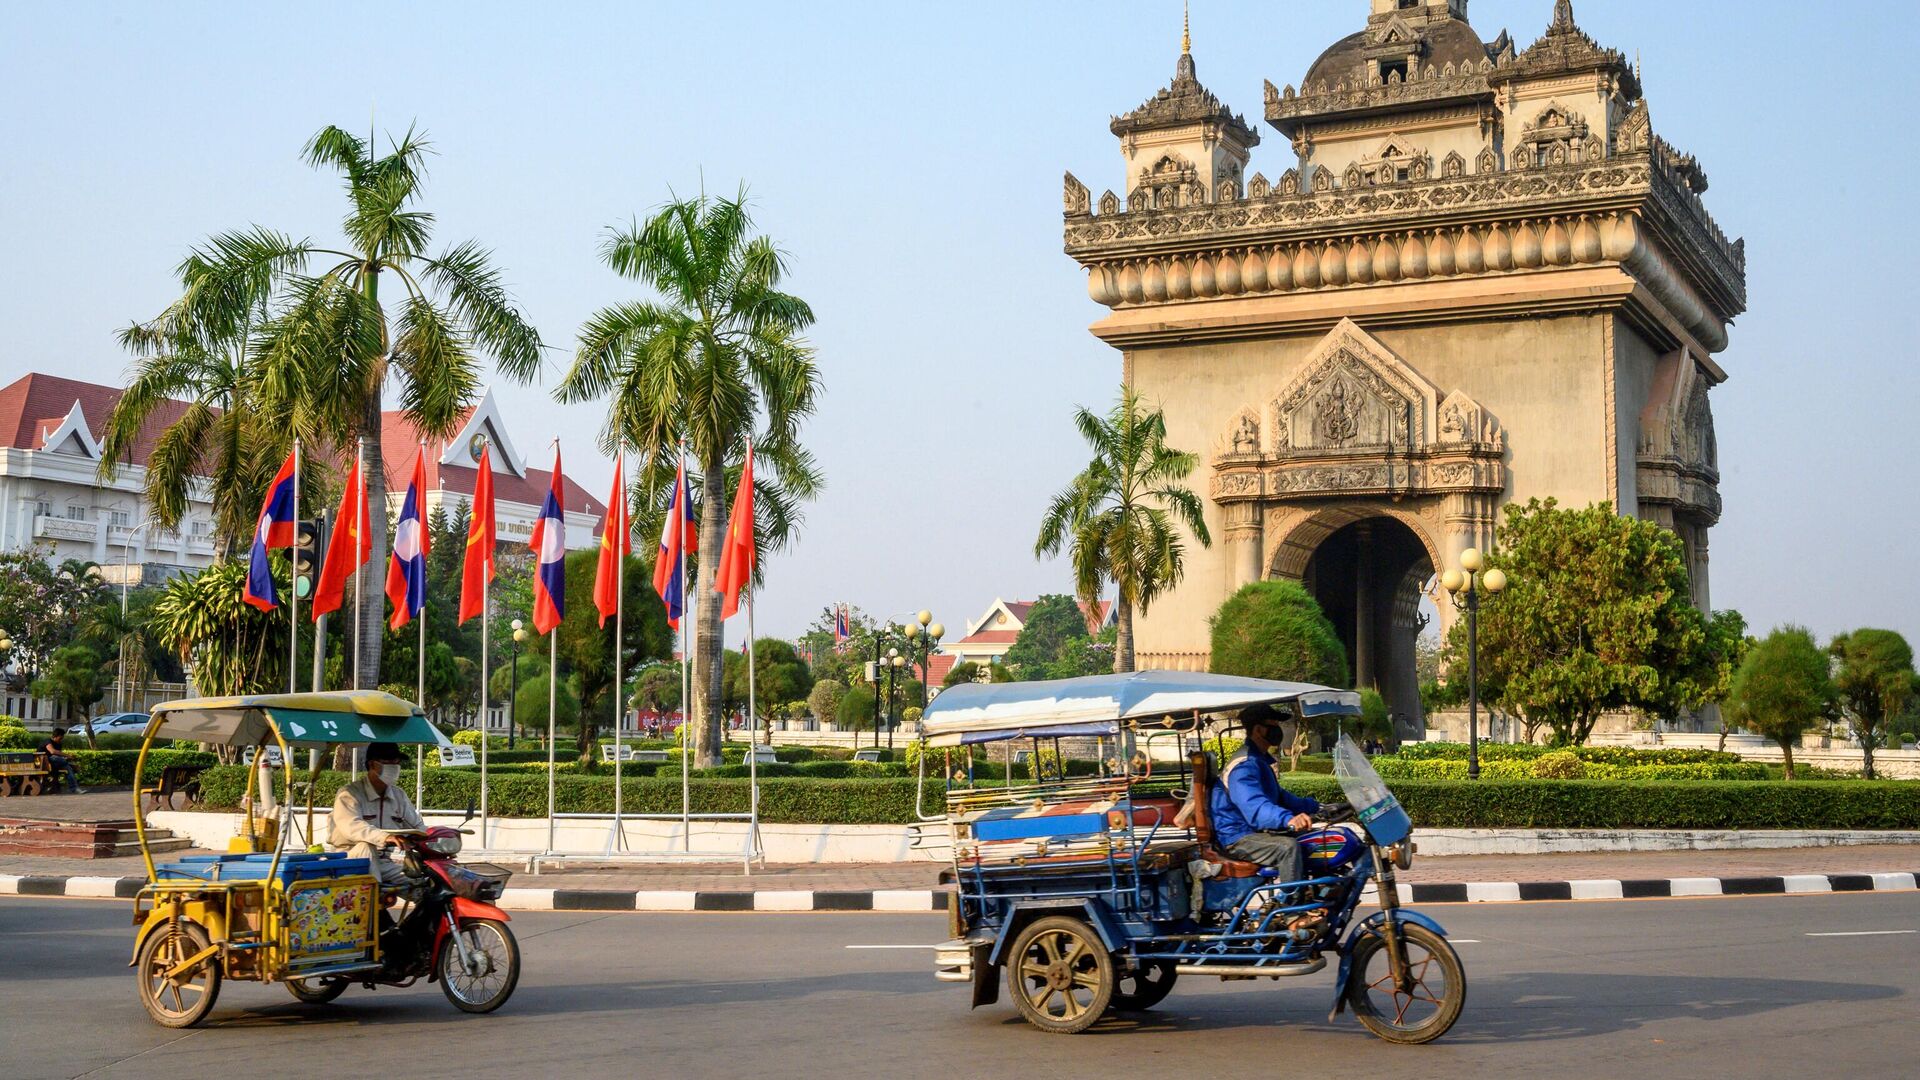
1393,741,1743,766
61,749,219,786
193,765,1920,829
199,766,941,822
1373,757,1771,782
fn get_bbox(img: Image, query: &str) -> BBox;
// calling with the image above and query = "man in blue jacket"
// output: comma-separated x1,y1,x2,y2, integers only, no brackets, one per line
1209,705,1320,876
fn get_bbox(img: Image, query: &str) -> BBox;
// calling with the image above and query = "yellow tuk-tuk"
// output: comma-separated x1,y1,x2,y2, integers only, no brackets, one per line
128,691,444,1027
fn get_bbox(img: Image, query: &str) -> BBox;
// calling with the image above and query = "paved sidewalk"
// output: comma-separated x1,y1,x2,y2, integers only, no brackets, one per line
4,842,1917,902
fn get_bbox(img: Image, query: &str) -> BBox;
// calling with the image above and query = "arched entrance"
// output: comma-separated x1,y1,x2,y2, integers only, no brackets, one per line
1272,510,1437,741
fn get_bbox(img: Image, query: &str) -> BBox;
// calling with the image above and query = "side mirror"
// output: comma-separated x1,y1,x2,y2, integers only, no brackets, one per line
461,799,477,824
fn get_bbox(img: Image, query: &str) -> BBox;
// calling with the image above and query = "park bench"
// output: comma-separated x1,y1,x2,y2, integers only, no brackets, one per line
851,748,886,763
142,762,209,811
633,749,670,763
600,743,644,763
0,750,52,796
743,744,779,765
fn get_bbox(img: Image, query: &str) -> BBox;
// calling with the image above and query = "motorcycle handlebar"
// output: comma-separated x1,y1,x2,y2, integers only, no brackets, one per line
1318,801,1355,824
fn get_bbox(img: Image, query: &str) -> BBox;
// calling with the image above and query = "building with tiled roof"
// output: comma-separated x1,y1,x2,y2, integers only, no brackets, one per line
0,373,608,583
945,596,1116,672
0,372,218,578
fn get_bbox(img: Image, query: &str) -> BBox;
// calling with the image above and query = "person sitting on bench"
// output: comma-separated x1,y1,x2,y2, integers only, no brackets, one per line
38,730,83,794
1207,705,1319,878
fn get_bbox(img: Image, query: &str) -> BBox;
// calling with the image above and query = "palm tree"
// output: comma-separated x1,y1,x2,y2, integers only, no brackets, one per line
538,190,820,766
1036,387,1211,672
126,125,542,691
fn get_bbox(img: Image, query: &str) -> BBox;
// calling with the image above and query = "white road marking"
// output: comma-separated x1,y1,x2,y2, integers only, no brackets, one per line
1448,939,1481,944
845,944,941,949
1805,930,1917,937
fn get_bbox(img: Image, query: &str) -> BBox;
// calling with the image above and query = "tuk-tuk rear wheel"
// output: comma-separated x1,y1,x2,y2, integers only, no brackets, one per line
1006,916,1115,1034
136,921,220,1028
287,976,349,1004
1111,959,1178,1011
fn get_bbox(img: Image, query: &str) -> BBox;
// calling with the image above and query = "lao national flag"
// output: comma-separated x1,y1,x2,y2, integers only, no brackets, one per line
243,449,299,611
651,455,697,630
834,604,849,641
530,447,566,635
593,456,630,627
384,449,430,630
713,441,755,620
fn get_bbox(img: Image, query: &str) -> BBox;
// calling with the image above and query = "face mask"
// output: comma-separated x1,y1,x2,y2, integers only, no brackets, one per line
378,763,401,786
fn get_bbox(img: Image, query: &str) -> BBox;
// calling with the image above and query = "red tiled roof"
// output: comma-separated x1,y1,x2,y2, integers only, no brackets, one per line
0,372,198,465
378,411,603,518
926,653,959,688
955,630,1020,646
1003,601,1034,623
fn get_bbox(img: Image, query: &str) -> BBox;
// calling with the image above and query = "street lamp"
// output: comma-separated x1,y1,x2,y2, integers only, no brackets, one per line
883,648,904,750
114,518,168,712
1441,547,1509,780
508,618,528,750
902,611,944,732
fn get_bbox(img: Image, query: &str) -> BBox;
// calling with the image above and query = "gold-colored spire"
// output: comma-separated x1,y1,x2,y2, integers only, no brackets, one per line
1182,1,1191,55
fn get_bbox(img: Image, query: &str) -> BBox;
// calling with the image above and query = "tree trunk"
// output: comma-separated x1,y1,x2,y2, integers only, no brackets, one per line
355,394,389,694
692,459,728,767
1780,739,1796,781
1861,726,1877,781
1114,596,1135,673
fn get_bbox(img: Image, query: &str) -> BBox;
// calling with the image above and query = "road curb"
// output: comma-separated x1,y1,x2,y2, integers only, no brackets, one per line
4,872,1917,910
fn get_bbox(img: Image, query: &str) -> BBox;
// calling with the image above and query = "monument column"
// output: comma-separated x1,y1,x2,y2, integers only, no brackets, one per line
1353,522,1375,691
1224,502,1263,593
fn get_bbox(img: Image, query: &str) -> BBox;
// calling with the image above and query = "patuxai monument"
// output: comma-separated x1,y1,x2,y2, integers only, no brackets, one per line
1062,0,1744,736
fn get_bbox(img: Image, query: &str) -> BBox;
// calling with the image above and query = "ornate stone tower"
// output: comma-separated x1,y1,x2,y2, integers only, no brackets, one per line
1061,1,1743,735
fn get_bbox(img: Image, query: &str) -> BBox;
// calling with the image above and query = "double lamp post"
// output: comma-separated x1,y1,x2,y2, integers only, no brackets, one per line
871,610,944,749
1439,546,1508,781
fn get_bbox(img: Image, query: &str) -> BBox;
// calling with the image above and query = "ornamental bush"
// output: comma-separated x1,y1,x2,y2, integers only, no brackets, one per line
1391,741,1743,767
64,749,218,786
1209,581,1347,688
191,765,1920,829
0,725,35,750
1533,751,1587,779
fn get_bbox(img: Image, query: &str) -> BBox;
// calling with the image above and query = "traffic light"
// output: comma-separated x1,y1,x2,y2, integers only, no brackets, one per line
292,514,327,599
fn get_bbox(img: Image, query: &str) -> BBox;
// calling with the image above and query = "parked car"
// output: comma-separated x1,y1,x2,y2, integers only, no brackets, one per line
68,712,150,737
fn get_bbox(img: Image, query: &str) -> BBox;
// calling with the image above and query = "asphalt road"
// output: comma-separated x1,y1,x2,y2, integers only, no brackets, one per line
5,893,1918,1080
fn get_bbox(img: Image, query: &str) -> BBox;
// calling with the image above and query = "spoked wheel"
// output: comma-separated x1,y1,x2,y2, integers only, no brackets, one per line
438,918,520,1014
287,976,349,1004
136,921,221,1028
1110,959,1178,1011
1345,922,1465,1044
1006,915,1114,1034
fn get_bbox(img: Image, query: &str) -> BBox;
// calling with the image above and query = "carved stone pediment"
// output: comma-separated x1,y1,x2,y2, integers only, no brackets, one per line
1436,389,1506,451
1271,318,1438,453
1636,348,1721,524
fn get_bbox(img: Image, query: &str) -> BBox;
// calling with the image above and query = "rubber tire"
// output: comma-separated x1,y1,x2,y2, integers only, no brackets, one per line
286,976,349,1004
1110,959,1178,1011
136,921,221,1029
1345,922,1466,1045
1005,915,1115,1034
438,918,520,1014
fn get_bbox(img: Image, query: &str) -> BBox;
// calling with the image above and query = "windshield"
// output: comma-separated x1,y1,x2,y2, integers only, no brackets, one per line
1332,734,1411,845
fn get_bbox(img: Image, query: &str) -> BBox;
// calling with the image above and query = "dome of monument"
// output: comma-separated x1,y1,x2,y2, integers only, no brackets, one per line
1300,17,1495,90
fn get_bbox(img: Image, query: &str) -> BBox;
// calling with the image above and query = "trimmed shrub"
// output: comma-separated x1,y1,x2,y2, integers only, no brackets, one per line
1209,581,1347,688
65,749,218,786
1394,741,1744,767
1533,751,1587,779
0,725,37,750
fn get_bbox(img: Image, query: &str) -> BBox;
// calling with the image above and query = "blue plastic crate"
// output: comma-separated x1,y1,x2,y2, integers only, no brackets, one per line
156,851,371,885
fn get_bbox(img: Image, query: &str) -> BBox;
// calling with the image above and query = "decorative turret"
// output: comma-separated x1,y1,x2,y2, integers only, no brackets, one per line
1107,8,1258,212
1488,0,1639,98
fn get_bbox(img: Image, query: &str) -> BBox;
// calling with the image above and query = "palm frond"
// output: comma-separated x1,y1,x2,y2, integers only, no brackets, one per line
421,239,543,379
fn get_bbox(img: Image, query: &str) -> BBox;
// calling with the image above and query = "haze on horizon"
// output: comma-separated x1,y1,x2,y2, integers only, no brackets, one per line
2,1,1913,645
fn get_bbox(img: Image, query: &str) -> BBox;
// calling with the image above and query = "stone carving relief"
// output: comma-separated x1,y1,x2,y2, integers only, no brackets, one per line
1616,99,1652,153
1063,171,1090,215
1311,165,1333,193
1228,411,1261,456
1475,146,1498,175
1098,189,1120,216
1515,101,1594,168
1440,151,1465,179
1269,318,1439,453
1635,349,1722,526
1280,168,1301,195
1436,389,1507,450
1248,172,1271,199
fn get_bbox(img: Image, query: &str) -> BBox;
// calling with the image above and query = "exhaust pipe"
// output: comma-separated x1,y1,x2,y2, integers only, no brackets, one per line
1175,957,1326,978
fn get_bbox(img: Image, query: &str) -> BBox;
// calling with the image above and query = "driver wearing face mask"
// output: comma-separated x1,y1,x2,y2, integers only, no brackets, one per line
329,742,426,886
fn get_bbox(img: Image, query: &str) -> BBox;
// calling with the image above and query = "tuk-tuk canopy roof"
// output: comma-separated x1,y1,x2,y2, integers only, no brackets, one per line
920,671,1361,747
147,690,438,749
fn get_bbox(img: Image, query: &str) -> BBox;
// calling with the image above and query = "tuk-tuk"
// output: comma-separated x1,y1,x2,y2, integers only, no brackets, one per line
129,691,517,1027
918,671,1464,1042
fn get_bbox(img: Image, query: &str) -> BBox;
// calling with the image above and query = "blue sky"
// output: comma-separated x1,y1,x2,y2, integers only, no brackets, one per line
3,1,1914,644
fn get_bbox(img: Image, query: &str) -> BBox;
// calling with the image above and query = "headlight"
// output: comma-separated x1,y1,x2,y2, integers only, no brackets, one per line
424,833,463,856
1387,841,1414,870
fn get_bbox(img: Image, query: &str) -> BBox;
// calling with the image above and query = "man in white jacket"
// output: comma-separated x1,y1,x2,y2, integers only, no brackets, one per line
329,741,424,886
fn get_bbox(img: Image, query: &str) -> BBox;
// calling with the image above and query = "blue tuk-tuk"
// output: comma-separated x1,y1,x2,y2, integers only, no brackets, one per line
918,671,1462,1042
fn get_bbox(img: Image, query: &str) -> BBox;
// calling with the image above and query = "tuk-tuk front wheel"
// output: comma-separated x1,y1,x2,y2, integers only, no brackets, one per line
1006,915,1115,1034
287,976,348,1004
136,921,221,1028
1345,922,1465,1044
438,918,520,1014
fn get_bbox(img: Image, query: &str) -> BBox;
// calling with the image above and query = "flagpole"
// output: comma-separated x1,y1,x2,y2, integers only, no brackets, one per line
479,573,489,841
612,450,626,852
417,439,427,809
354,437,365,691
746,586,759,874
546,439,560,859
289,439,300,694
679,440,691,852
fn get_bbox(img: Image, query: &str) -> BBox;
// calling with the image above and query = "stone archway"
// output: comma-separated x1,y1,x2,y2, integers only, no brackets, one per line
1270,506,1441,740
